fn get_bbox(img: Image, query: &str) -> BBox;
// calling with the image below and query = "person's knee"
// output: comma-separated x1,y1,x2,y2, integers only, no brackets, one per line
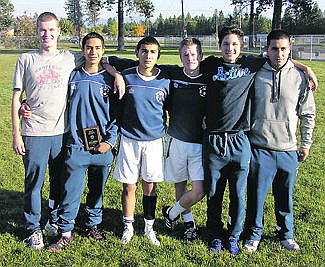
123,183,137,195
192,181,205,202
142,181,156,196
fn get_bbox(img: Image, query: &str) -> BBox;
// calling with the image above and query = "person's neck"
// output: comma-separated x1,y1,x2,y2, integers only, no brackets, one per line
39,46,58,55
138,66,158,77
184,67,200,77
84,63,102,73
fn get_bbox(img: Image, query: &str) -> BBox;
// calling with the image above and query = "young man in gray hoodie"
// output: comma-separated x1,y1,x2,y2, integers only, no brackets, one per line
243,29,316,253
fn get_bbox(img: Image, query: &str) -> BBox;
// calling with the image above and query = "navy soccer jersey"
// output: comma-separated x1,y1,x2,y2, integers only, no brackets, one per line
68,68,118,148
120,66,170,141
160,65,206,144
200,55,266,132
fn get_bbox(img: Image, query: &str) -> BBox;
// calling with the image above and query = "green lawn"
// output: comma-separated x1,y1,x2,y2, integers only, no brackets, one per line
0,48,324,267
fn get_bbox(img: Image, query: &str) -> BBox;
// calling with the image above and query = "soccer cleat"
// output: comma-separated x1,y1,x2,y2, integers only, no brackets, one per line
243,239,260,253
47,236,73,252
85,225,103,241
24,230,44,250
162,206,179,230
209,238,222,253
121,226,134,245
144,229,160,246
280,239,300,251
183,221,198,241
227,237,241,255
44,220,59,236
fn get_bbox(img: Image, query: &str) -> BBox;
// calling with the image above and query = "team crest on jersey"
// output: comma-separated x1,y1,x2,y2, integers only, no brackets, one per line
100,85,110,97
70,83,76,92
199,85,207,97
155,91,165,103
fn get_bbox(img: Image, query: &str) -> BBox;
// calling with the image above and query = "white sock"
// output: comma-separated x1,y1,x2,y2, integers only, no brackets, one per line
62,231,72,238
182,212,195,227
144,218,155,233
123,216,134,231
169,201,186,220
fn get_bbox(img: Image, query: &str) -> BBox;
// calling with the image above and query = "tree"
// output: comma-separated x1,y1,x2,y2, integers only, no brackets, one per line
0,0,14,30
133,23,145,36
107,19,118,37
14,14,36,36
65,0,83,43
59,18,74,35
117,0,124,50
132,0,154,35
84,0,101,28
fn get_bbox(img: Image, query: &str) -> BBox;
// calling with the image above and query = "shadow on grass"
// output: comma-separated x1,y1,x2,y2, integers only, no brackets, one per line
0,189,212,244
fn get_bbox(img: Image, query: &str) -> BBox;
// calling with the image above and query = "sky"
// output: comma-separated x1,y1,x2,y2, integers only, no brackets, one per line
10,0,325,21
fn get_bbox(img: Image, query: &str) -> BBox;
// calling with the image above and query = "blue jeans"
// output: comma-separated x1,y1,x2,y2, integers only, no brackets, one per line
245,148,299,241
22,135,65,233
203,131,250,239
57,146,113,233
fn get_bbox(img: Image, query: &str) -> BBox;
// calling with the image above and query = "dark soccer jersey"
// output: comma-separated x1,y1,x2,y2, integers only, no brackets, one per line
200,55,266,132
160,65,206,144
120,66,170,141
68,68,118,148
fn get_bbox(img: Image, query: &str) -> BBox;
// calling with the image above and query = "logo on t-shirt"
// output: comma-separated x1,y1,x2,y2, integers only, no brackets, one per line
155,91,166,103
100,85,110,97
199,85,207,97
212,66,251,81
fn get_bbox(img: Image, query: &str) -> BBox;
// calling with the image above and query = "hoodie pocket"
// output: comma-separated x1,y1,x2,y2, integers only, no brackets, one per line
251,119,293,146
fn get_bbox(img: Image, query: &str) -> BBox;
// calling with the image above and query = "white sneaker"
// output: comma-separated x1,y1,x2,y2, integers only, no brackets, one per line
144,229,160,246
24,230,44,250
44,220,59,236
280,239,300,251
121,226,134,245
243,239,260,253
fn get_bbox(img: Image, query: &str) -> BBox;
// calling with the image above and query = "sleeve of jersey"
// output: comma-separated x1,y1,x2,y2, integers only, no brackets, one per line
108,56,138,72
298,88,316,149
245,55,266,71
103,92,120,146
73,52,85,69
200,56,221,74
13,55,24,90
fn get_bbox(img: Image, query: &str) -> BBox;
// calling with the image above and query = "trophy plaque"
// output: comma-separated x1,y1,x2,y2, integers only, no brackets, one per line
83,126,100,151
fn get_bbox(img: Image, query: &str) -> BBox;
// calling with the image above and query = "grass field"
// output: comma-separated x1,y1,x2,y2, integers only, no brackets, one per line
0,47,324,267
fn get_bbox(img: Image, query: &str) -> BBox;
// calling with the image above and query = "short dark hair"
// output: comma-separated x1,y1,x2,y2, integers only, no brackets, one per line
136,36,161,58
218,25,244,46
82,32,105,49
267,29,290,47
179,37,203,56
37,12,59,29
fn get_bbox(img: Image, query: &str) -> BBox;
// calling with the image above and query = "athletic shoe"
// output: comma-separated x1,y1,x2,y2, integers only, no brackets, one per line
85,225,103,241
227,237,241,255
280,239,300,251
243,239,260,253
183,221,198,241
209,238,222,253
144,229,160,246
24,230,44,250
44,220,59,236
162,206,179,230
121,226,134,245
47,236,73,252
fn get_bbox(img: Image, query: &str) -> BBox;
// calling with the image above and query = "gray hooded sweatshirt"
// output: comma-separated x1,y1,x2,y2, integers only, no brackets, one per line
249,60,316,151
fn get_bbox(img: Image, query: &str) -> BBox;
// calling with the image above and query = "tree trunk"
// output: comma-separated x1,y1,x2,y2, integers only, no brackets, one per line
248,0,255,48
272,0,283,29
117,0,124,51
